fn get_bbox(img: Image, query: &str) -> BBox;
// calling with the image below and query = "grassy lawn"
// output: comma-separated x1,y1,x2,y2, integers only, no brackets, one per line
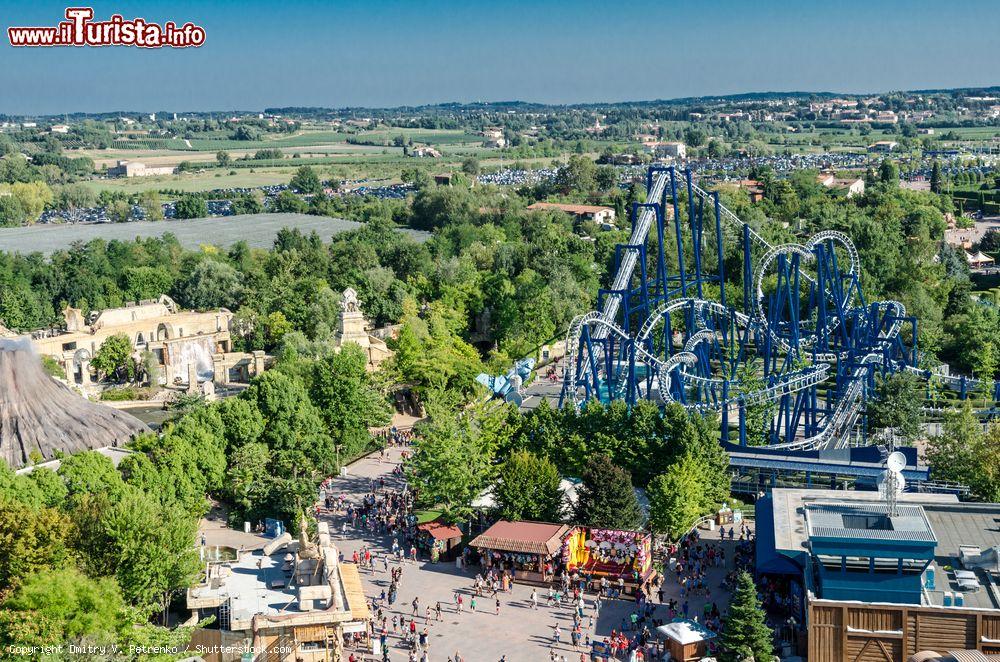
414,510,443,525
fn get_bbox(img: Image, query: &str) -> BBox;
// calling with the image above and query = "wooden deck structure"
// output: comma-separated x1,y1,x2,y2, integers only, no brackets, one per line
809,599,1000,661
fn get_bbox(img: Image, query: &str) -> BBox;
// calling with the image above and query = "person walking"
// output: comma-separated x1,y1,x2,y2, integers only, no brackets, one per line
412,596,420,616
553,623,562,645
530,588,538,610
470,595,477,612
495,596,501,615
435,601,443,621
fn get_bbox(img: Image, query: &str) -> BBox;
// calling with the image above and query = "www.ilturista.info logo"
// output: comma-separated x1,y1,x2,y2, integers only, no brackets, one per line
7,7,205,48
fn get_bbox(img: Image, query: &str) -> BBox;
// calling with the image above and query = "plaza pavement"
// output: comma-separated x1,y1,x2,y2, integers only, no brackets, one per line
322,446,751,662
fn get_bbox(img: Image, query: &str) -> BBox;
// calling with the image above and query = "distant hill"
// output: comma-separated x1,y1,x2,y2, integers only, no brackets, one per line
7,85,1000,121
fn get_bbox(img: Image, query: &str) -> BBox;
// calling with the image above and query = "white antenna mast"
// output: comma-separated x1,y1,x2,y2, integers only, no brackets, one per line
883,451,906,517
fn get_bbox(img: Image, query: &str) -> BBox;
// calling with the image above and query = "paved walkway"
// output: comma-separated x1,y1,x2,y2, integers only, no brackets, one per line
322,446,752,661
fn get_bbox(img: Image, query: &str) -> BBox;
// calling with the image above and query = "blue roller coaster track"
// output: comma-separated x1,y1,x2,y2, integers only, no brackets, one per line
560,166,923,457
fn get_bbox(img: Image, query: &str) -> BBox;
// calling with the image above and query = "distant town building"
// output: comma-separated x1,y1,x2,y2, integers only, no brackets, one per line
49,124,70,134
817,172,866,197
643,141,687,159
526,202,616,227
410,146,442,158
107,160,176,178
734,179,765,203
868,140,899,153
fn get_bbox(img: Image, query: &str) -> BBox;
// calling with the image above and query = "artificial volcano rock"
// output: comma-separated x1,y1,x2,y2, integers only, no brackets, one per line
0,337,148,469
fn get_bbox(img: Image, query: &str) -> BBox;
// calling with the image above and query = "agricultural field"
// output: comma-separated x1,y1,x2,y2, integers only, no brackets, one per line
78,167,298,194
0,212,430,255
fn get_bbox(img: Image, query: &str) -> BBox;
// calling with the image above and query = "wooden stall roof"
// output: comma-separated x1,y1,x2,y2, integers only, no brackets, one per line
417,521,463,541
470,520,571,556
339,563,370,621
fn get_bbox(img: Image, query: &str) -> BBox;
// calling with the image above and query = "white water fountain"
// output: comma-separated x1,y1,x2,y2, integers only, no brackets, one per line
166,337,215,383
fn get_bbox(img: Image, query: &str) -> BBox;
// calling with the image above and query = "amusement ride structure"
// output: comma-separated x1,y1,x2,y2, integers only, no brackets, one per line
557,166,946,493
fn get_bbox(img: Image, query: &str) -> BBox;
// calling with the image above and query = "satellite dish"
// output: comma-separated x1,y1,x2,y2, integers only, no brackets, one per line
878,469,905,497
886,451,906,472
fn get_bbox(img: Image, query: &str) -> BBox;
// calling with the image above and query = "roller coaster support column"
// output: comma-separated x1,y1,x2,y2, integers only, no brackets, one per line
669,168,687,295
634,202,668,302
713,192,726,309
686,170,704,298
738,399,747,447
742,225,752,316
721,379,730,443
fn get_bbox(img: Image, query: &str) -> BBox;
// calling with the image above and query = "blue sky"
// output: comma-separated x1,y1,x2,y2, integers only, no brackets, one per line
1,0,998,115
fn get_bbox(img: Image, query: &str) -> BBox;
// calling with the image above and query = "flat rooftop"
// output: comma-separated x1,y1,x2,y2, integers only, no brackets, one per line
189,550,301,625
769,489,1000,611
770,488,958,554
805,502,937,543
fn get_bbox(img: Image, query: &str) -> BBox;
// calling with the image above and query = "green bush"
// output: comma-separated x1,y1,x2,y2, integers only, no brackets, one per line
99,386,152,401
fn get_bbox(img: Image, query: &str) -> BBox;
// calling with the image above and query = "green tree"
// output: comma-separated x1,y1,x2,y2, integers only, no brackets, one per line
290,165,322,194
216,150,231,166
272,189,308,213
73,488,200,619
0,195,26,226
242,370,336,480
0,498,73,589
930,160,943,194
122,266,173,301
718,571,775,662
866,372,923,445
879,158,900,186
176,259,244,310
0,566,125,647
174,194,208,219
574,454,642,529
407,396,493,524
461,156,480,177
309,343,391,465
137,189,164,221
107,198,132,223
58,451,126,499
493,450,564,522
683,126,707,147
90,333,136,382
556,155,597,194
647,455,708,539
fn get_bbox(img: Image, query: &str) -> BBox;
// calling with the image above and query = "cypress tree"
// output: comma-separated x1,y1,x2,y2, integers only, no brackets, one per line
574,454,643,530
930,160,942,194
719,571,774,662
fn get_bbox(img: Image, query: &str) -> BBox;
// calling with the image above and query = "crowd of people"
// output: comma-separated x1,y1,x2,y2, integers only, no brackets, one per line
321,428,799,661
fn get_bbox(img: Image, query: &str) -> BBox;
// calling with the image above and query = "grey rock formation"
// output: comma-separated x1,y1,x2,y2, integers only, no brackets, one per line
0,337,148,469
